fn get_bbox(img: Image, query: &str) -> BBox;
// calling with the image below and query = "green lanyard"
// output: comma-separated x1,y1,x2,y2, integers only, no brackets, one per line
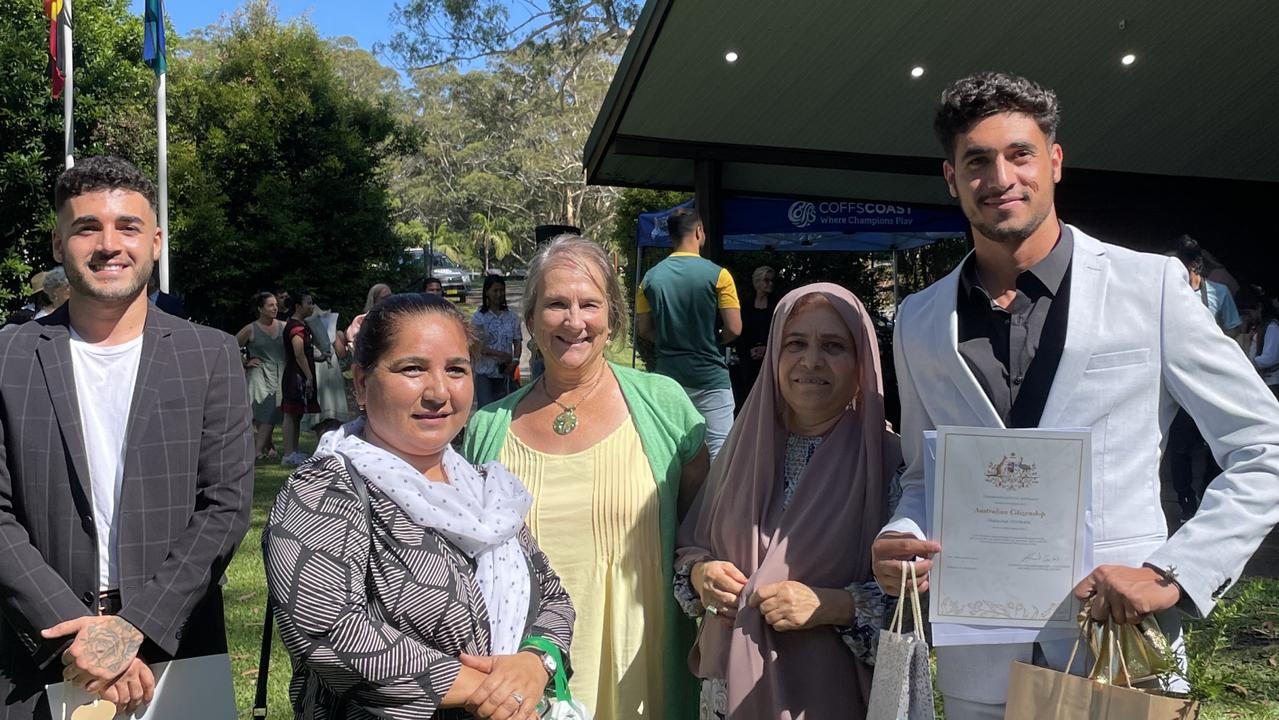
521,636,571,703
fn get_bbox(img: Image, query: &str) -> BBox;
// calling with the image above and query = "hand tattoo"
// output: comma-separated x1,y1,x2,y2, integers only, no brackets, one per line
78,618,143,676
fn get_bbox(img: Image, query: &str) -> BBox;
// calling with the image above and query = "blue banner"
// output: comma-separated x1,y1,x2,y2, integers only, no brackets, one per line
638,196,967,251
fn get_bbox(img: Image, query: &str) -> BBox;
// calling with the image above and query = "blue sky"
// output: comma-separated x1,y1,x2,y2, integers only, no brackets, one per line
127,0,405,54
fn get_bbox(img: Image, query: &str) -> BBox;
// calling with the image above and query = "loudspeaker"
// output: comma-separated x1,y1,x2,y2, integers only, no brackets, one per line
535,224,580,245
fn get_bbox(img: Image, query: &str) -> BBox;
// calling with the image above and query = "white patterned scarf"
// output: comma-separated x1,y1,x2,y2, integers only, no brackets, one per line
315,417,533,654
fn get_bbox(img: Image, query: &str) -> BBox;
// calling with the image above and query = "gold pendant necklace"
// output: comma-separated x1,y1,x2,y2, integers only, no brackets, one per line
543,372,603,435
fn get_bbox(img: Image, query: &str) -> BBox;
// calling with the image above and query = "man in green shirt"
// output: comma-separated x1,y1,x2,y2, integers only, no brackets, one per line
637,207,741,459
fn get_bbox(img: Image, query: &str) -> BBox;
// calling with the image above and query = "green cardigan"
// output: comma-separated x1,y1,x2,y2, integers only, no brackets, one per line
463,362,705,720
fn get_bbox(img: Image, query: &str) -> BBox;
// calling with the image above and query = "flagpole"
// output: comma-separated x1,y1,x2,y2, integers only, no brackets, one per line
157,69,170,293
62,0,74,169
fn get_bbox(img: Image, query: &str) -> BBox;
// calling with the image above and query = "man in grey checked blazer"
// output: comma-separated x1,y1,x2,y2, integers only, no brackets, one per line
0,157,253,718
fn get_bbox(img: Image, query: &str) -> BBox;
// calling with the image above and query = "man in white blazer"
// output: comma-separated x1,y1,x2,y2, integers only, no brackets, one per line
872,72,1279,719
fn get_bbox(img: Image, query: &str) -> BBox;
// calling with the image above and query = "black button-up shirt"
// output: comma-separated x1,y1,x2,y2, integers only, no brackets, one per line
957,224,1074,427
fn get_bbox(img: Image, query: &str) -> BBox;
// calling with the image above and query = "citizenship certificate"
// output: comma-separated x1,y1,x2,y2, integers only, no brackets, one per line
47,654,236,720
930,426,1091,630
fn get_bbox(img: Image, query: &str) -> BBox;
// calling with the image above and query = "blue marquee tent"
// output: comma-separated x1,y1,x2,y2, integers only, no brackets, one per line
629,195,969,366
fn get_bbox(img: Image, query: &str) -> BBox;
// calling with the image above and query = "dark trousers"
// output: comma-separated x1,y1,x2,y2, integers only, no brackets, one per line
1164,408,1218,516
730,359,763,414
475,375,511,410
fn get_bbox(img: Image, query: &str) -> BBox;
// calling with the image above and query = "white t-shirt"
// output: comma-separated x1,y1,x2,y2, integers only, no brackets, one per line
69,329,144,591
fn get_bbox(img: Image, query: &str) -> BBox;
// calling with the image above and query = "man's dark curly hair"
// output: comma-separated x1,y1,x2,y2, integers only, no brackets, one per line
54,156,158,214
934,72,1060,161
666,207,703,243
1171,234,1204,272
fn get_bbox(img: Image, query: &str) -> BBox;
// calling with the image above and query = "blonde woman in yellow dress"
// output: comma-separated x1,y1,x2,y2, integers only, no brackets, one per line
464,235,709,719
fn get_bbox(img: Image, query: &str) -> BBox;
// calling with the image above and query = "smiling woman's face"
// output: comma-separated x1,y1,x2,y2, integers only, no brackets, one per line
353,312,473,471
532,264,611,376
776,297,858,431
258,295,278,321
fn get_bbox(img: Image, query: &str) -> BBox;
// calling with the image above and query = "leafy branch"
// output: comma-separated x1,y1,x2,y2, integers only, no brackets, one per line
382,0,637,71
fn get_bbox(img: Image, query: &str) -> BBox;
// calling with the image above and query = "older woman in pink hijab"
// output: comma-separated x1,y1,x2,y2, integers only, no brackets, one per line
674,283,902,719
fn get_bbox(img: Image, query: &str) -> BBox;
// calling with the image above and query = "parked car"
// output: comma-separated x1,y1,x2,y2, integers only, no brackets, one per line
405,248,472,301
433,265,470,301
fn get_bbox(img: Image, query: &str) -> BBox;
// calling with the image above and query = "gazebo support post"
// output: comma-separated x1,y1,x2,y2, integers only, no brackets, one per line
892,248,900,313
694,159,725,262
632,243,643,368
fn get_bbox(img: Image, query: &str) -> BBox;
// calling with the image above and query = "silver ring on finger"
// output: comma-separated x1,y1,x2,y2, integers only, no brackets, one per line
706,604,719,616
511,691,525,705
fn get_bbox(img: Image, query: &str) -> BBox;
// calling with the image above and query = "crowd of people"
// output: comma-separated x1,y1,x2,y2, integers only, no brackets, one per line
1160,235,1279,521
227,287,350,465
3,70,1279,720
70,275,481,469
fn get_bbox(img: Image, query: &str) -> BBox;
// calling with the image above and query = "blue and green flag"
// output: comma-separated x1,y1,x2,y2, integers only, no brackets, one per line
142,0,166,75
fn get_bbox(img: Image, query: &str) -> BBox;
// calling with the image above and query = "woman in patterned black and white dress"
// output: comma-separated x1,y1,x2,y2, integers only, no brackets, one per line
264,292,574,720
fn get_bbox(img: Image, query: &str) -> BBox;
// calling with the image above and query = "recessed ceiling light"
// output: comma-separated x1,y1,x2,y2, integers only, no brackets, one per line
1121,53,1136,66
911,66,925,78
725,51,739,63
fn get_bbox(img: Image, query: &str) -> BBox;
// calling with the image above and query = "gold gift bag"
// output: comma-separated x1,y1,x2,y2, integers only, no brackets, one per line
1003,612,1198,720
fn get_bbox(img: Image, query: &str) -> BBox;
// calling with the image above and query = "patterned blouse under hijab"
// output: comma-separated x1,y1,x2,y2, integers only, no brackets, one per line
674,434,895,720
263,431,575,719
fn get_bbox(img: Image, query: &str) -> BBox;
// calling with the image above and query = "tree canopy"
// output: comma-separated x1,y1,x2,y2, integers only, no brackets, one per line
385,0,639,68
0,0,407,330
166,0,405,329
0,0,154,310
387,38,622,269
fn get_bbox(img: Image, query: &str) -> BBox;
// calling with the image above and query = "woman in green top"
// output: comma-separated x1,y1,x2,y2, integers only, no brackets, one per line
464,235,709,720
236,291,287,460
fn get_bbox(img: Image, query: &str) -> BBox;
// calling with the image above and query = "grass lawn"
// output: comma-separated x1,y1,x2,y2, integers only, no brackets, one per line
223,436,1279,719
1187,577,1279,719
225,431,310,719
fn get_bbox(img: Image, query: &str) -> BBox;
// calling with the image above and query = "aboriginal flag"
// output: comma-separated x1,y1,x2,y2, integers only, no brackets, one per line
43,0,70,98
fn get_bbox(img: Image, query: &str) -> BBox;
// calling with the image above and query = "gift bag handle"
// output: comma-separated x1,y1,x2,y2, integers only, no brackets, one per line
1095,618,1135,688
1065,604,1136,689
887,561,926,640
